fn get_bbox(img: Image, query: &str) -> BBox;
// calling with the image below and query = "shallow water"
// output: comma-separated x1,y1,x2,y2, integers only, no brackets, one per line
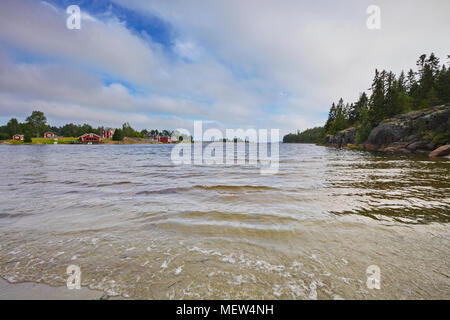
0,144,448,299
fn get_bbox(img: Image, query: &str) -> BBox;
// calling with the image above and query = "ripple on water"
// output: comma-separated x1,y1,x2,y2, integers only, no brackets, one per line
0,144,448,299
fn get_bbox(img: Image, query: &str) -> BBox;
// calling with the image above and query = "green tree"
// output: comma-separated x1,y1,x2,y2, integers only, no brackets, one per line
324,102,336,133
349,92,368,124
355,106,372,144
435,65,450,103
385,71,402,117
328,98,348,134
416,53,441,108
321,53,448,143
6,118,21,137
24,132,32,143
283,127,325,143
122,123,137,137
368,69,386,126
80,124,94,135
112,128,124,141
26,111,47,137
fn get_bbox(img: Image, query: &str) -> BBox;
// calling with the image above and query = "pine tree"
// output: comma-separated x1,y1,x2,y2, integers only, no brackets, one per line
385,71,401,117
369,69,386,126
320,53,449,142
435,65,450,104
112,129,124,141
349,92,368,124
324,102,337,133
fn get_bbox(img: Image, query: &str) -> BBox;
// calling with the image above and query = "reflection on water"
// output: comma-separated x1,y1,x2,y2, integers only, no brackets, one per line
0,144,448,299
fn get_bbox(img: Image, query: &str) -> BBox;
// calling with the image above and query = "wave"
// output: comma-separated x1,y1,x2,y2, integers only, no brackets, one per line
136,185,279,195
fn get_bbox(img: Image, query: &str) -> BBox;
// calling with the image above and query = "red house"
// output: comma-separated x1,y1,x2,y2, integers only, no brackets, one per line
13,134,24,141
159,136,170,143
44,132,55,138
101,128,115,139
79,133,102,143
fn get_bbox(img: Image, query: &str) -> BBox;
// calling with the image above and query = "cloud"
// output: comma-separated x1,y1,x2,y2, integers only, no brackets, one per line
113,0,450,116
0,0,449,134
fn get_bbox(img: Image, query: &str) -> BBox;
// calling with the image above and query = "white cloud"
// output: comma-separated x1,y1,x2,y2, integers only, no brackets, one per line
0,0,449,134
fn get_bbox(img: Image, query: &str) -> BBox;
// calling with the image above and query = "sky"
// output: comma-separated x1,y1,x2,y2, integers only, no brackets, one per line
0,0,449,136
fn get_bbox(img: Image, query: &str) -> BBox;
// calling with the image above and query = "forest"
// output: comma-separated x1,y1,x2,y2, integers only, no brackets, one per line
0,110,173,142
284,53,450,144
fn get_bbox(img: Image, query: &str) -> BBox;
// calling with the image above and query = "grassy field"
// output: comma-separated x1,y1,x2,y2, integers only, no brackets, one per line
5,137,79,145
2,136,179,145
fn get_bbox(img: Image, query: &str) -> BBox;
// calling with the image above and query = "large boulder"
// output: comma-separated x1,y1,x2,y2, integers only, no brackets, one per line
325,105,449,156
429,145,450,158
367,121,411,146
325,127,357,147
367,104,450,148
406,141,426,151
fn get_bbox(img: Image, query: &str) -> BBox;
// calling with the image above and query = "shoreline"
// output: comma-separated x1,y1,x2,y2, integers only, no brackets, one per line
321,142,450,159
0,278,111,300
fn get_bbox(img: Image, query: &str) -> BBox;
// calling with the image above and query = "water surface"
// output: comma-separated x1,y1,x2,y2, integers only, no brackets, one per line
0,144,448,299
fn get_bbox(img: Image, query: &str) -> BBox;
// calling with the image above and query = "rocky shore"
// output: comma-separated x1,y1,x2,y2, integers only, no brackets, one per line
325,104,450,158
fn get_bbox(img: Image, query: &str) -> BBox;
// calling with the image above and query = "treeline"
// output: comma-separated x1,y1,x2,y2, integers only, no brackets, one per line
283,126,325,143
0,110,174,141
324,53,450,144
0,111,49,140
282,53,449,144
111,123,173,141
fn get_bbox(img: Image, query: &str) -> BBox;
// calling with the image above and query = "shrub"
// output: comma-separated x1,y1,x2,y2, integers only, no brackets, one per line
24,132,32,143
355,122,372,144
112,129,124,141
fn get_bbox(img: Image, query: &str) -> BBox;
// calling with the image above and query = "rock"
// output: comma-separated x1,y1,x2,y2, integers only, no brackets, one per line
367,105,450,147
406,141,425,151
382,142,409,152
416,149,431,155
383,146,410,153
325,134,336,146
389,142,408,148
425,142,436,150
325,127,357,147
405,135,418,142
325,104,450,155
362,143,377,151
429,144,450,157
367,121,411,146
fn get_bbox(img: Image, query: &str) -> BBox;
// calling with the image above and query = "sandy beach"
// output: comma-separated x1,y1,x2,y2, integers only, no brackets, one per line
0,278,107,300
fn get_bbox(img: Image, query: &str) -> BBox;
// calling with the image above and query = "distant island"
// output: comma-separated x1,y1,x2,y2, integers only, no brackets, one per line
283,53,450,158
0,111,190,145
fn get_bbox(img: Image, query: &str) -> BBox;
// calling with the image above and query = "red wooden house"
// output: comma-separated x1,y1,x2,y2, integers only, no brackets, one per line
79,133,102,143
159,136,170,143
44,132,55,138
12,134,24,141
101,128,115,139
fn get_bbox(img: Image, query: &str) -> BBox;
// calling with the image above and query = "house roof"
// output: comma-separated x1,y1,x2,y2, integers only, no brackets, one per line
79,133,101,138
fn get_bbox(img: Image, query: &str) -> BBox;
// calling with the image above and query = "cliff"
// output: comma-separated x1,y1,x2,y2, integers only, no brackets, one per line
325,104,450,157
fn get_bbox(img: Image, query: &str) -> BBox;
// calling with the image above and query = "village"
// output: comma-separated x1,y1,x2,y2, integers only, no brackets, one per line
0,111,190,145
9,128,183,145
